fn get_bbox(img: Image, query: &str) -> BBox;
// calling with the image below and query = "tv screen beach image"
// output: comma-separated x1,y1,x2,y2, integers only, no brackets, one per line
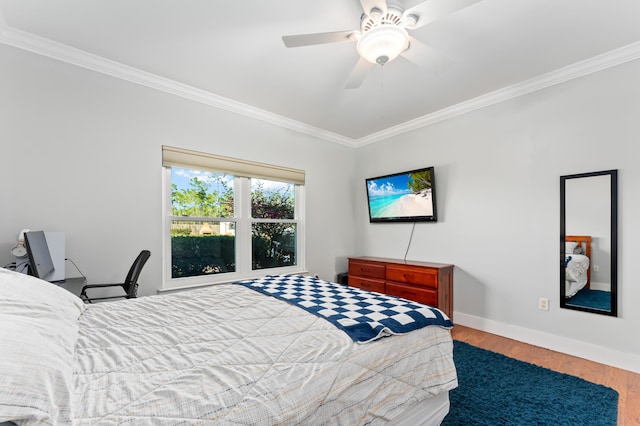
367,170,433,219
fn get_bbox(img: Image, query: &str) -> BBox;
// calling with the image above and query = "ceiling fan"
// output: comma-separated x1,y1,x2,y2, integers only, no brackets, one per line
282,0,480,88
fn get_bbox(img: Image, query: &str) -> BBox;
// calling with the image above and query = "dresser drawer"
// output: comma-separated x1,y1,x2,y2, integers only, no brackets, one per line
349,256,453,321
386,282,438,306
349,260,386,279
386,265,438,288
349,276,385,293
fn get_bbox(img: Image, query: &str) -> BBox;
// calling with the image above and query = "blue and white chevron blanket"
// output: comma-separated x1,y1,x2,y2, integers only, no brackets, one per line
234,274,453,343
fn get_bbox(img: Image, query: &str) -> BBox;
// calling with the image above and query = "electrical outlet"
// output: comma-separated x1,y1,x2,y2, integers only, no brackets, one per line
593,265,600,272
538,297,549,311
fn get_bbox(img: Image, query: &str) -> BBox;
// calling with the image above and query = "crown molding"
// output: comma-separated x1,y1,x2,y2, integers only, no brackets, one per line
0,24,355,147
1,17,639,149
354,40,640,147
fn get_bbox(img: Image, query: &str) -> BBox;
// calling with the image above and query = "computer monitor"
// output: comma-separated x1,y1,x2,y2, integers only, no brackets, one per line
24,231,55,280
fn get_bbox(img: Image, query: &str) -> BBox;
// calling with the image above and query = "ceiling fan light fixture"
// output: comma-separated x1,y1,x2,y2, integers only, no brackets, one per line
357,25,409,65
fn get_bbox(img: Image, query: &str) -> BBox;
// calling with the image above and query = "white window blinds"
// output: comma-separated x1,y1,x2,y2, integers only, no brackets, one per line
162,145,305,185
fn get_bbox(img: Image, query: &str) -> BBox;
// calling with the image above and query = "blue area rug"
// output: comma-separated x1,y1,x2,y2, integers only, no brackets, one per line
566,288,611,311
442,341,618,425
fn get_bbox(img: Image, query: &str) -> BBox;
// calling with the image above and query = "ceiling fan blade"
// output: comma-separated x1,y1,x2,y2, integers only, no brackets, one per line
282,30,358,48
359,0,388,15
403,0,480,29
401,37,451,72
345,57,374,89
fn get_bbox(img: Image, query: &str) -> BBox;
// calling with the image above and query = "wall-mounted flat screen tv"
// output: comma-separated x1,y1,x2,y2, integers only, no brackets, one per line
366,166,437,223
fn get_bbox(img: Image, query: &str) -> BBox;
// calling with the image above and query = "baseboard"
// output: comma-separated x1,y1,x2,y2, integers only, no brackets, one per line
454,312,640,374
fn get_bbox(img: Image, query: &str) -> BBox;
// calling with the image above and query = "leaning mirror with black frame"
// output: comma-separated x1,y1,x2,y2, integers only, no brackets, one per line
560,169,617,316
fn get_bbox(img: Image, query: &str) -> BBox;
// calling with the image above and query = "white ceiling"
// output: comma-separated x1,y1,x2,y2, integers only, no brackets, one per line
2,0,640,146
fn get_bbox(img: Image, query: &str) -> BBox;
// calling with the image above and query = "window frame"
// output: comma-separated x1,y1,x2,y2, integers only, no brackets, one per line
162,155,305,291
248,177,302,272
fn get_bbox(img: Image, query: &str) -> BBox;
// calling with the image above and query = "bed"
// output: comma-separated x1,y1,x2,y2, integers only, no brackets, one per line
0,269,457,425
565,235,591,298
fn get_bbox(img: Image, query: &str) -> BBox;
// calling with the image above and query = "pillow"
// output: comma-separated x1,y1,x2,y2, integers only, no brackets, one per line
565,241,578,254
0,269,85,425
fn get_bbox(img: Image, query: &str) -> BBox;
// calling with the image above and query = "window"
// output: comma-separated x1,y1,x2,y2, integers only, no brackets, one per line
162,146,305,289
170,169,236,279
251,178,297,270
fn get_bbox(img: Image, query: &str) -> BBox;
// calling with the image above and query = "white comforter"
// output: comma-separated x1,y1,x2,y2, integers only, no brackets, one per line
565,254,590,298
71,284,456,425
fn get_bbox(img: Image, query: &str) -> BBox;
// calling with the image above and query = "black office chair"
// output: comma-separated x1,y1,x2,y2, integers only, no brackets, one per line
80,250,150,303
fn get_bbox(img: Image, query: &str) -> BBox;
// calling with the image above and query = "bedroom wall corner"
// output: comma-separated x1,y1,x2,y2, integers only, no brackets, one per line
353,57,640,369
0,43,358,296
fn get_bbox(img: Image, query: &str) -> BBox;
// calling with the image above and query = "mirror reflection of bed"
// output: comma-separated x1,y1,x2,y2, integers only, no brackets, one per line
564,235,611,312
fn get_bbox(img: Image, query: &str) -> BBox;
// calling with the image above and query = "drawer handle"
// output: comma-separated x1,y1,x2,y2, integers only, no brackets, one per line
403,274,415,280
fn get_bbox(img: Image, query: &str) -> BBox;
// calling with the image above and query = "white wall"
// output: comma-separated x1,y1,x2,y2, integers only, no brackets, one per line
355,59,640,372
2,40,639,373
0,44,357,295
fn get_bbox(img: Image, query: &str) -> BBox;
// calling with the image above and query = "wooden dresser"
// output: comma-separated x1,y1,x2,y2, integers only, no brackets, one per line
348,257,454,320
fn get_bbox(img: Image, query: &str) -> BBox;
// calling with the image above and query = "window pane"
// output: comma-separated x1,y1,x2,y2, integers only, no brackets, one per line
252,222,297,270
171,220,236,278
251,179,294,219
171,168,234,217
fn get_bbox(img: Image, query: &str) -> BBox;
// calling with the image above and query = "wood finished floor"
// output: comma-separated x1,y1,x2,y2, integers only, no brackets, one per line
451,325,640,425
